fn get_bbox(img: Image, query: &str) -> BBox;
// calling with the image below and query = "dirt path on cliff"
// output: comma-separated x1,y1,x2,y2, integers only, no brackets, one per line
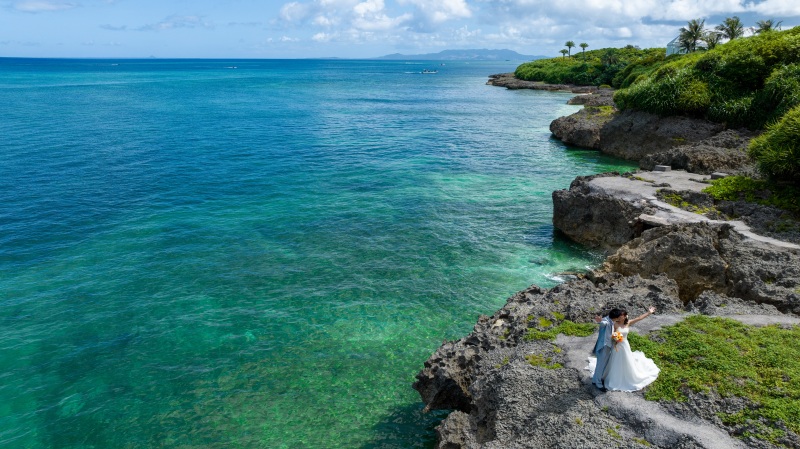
557,313,800,449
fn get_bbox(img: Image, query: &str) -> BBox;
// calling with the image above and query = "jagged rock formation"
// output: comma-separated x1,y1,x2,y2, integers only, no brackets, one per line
414,270,800,448
552,173,653,251
414,274,686,448
638,129,756,175
418,78,800,449
549,106,615,149
486,73,597,93
598,110,724,160
602,223,800,309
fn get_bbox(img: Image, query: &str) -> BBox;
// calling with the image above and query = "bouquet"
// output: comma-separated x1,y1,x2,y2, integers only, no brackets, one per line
611,331,624,350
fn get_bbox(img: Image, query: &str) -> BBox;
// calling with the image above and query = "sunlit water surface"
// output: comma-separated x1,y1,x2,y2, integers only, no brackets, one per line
0,58,636,448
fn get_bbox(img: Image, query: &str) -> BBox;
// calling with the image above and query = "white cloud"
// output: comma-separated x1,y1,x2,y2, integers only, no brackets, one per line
277,0,414,40
137,15,214,31
268,0,799,55
746,0,800,16
100,24,127,31
352,0,412,31
12,1,77,12
402,0,471,22
280,2,313,22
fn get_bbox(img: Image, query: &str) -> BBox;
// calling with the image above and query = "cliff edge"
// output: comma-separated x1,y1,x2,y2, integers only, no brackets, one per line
414,79,800,448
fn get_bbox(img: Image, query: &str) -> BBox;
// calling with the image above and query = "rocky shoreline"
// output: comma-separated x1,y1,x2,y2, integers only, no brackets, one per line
413,75,800,448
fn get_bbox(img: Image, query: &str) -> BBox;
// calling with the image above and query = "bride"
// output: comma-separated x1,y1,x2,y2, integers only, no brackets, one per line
587,307,660,392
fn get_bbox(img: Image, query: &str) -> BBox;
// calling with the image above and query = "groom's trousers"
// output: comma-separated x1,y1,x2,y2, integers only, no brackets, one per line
593,346,612,387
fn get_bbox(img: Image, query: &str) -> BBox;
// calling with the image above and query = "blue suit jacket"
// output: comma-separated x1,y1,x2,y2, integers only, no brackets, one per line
594,316,613,354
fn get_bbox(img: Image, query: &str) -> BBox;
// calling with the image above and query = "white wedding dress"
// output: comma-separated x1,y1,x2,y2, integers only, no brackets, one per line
586,327,660,392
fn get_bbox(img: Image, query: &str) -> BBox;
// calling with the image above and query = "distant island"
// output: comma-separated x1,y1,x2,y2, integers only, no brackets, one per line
374,49,544,61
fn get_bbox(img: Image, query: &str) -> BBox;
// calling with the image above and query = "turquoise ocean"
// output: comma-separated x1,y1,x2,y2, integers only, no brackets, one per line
0,59,635,448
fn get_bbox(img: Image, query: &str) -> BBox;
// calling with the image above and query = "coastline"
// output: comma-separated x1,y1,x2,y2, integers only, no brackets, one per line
414,75,800,448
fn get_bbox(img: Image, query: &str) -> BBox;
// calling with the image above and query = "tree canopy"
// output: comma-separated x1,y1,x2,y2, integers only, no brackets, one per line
715,16,744,40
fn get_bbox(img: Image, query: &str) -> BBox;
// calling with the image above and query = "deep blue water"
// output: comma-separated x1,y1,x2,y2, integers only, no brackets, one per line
0,58,636,448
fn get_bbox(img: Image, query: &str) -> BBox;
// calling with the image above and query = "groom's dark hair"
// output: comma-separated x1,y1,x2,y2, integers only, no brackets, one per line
608,308,625,319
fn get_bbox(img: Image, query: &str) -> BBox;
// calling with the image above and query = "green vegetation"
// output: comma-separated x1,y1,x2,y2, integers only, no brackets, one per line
659,192,718,215
495,356,511,369
716,16,745,41
610,26,800,185
679,19,707,53
515,46,666,88
565,40,576,57
523,318,596,341
525,354,562,369
703,176,800,213
749,105,800,184
629,316,800,444
607,426,622,439
613,27,800,130
756,19,783,34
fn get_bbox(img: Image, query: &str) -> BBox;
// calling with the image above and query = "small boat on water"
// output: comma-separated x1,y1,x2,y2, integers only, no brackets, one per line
421,69,438,74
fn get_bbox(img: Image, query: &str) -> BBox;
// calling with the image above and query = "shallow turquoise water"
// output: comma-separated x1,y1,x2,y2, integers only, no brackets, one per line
0,59,636,448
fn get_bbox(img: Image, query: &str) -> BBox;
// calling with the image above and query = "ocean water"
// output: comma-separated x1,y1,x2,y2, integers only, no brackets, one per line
0,58,636,448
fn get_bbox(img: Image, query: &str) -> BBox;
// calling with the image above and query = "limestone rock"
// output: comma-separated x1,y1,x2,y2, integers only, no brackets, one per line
552,174,652,253
602,222,800,309
599,110,724,160
486,73,597,93
603,223,731,301
639,129,755,175
550,106,616,149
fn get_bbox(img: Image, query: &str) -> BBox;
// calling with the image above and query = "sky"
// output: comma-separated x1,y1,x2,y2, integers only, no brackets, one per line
1,0,799,59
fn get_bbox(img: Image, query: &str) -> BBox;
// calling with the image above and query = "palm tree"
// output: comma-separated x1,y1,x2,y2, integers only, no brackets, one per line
559,49,569,58
679,19,706,53
565,41,575,57
756,19,783,34
579,42,588,59
703,31,723,50
715,16,744,40
601,49,619,66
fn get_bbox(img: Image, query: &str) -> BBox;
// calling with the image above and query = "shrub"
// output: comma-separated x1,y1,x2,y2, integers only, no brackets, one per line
614,27,800,131
614,67,709,116
706,95,753,127
514,47,665,88
715,52,769,90
749,64,800,128
703,175,800,212
748,105,800,185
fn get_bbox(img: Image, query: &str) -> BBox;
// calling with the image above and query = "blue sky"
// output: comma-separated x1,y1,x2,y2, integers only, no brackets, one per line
1,0,798,58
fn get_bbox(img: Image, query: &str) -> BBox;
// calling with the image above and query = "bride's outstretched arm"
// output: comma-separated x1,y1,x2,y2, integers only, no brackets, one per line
628,306,656,325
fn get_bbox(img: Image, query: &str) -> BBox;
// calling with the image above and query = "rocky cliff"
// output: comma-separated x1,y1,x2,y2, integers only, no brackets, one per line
414,77,800,448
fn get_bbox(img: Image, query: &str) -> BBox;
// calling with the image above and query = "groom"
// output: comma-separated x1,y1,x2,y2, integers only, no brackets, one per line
592,308,625,391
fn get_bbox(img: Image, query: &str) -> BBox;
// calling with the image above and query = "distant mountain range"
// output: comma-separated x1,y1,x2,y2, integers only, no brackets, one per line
375,49,545,61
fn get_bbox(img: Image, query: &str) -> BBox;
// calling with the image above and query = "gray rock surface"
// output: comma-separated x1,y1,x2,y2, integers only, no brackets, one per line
566,89,615,106
415,270,800,448
486,73,598,93
603,222,800,308
549,106,616,149
552,169,800,254
599,110,725,160
552,173,649,252
422,168,800,448
425,79,800,449
639,129,756,175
